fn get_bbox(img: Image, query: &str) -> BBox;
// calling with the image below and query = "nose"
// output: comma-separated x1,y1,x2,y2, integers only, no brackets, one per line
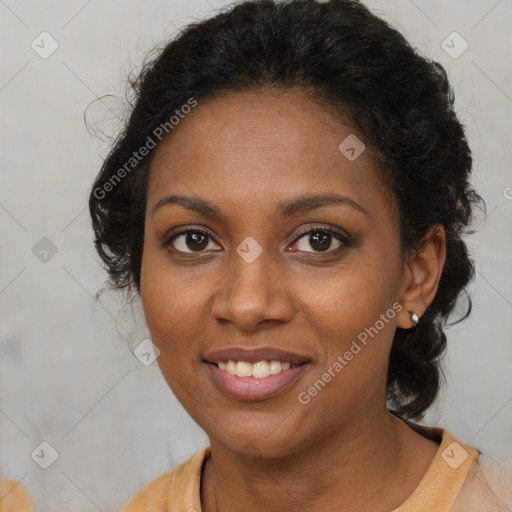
211,248,295,332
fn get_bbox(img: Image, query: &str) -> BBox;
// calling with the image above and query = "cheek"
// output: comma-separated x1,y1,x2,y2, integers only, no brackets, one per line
140,257,204,396
140,243,201,336
300,259,398,336
295,255,400,396
140,249,188,366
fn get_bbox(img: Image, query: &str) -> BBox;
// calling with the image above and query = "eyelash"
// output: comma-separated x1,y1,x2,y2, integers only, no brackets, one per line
162,224,351,256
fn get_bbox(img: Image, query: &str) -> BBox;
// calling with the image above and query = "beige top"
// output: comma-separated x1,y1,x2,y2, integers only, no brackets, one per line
0,479,34,512
121,427,512,512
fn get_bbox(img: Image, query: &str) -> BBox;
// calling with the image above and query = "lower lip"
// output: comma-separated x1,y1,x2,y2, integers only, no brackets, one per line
205,362,309,401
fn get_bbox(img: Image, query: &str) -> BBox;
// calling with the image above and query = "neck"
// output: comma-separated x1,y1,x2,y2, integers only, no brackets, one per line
201,410,438,512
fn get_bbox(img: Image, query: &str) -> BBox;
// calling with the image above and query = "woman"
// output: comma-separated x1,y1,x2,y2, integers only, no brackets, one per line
89,1,511,510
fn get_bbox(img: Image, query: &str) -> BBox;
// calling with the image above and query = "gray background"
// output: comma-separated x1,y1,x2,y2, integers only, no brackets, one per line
1,0,511,510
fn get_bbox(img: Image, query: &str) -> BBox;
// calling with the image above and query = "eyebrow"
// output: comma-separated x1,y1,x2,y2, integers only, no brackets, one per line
151,192,369,220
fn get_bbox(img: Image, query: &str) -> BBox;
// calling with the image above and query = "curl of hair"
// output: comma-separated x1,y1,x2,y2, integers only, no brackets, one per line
89,0,485,420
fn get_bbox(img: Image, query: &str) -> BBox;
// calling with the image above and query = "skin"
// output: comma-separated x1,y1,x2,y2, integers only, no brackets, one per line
139,88,447,512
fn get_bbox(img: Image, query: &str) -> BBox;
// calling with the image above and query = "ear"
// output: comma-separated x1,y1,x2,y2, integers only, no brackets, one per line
396,224,447,329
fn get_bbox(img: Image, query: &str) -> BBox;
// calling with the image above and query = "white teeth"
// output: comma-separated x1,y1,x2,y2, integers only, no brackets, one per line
226,360,237,375
269,360,282,374
217,359,294,378
252,361,269,378
236,361,253,377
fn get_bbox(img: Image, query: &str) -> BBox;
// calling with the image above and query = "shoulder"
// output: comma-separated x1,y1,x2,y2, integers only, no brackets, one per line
451,454,512,512
120,447,210,512
0,479,34,512
120,470,173,512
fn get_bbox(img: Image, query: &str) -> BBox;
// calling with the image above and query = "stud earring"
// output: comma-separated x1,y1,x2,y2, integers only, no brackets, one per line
410,311,419,327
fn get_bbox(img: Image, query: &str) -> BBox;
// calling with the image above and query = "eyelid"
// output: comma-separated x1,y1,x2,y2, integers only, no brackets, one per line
163,223,351,254
291,224,350,243
164,226,221,251
287,224,351,254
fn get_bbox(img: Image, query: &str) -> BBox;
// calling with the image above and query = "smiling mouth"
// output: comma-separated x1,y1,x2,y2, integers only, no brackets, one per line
204,359,310,401
213,359,302,378
202,346,311,400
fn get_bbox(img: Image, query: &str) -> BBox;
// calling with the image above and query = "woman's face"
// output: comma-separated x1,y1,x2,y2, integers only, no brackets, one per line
140,89,412,457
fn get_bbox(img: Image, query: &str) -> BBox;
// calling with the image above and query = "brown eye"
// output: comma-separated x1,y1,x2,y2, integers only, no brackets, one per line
291,227,349,254
168,230,220,253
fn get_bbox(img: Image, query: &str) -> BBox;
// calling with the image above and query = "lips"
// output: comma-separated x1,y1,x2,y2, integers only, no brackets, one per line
203,347,309,366
203,346,311,401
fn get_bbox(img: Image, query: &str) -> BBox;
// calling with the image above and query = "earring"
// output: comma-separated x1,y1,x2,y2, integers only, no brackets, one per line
410,312,419,327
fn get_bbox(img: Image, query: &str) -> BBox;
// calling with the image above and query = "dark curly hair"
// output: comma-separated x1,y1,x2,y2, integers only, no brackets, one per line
89,0,484,421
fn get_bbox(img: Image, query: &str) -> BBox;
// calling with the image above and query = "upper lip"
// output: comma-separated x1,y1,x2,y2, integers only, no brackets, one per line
203,347,310,365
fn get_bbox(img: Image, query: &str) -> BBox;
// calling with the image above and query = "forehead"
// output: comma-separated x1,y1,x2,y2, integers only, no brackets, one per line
147,89,396,223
